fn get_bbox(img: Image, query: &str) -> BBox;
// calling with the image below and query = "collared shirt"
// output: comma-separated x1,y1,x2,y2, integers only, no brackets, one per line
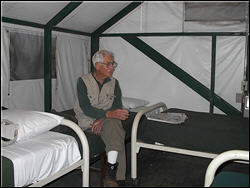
77,73,122,119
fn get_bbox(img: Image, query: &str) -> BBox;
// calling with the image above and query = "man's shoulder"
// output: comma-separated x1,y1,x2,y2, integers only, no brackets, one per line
81,73,92,79
77,73,92,86
79,73,94,83
110,76,117,81
110,77,119,84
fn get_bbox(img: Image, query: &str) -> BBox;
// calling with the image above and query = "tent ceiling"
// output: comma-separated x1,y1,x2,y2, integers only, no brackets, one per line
2,2,69,25
2,1,133,33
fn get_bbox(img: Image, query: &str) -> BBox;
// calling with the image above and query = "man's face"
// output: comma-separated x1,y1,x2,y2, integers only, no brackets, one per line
96,54,115,78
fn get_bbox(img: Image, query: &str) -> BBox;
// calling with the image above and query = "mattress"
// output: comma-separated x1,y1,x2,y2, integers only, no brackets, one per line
137,108,249,154
1,131,81,187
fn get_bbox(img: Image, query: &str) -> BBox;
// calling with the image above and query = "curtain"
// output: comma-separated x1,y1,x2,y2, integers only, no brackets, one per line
52,33,90,111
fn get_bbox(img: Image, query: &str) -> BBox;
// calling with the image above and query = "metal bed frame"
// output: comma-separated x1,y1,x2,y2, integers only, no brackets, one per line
27,119,90,187
204,150,249,187
131,102,247,182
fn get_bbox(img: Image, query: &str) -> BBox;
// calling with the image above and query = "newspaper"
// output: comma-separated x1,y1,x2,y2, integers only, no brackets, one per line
146,112,188,124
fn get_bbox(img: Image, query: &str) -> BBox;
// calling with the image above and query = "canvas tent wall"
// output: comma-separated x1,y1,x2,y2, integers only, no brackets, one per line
1,23,91,111
1,1,249,115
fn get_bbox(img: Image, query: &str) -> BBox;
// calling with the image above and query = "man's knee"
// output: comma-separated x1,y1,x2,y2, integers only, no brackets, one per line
103,118,122,129
103,118,121,124
101,118,125,140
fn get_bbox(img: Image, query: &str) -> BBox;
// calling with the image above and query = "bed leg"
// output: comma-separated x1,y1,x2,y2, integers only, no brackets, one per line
100,154,106,187
131,178,139,185
131,147,137,180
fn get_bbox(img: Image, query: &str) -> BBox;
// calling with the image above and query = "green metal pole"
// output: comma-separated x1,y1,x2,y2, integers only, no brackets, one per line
210,35,216,113
91,35,99,72
44,26,52,112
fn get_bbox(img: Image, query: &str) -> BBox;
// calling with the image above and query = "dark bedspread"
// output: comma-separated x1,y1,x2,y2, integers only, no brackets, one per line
137,108,249,154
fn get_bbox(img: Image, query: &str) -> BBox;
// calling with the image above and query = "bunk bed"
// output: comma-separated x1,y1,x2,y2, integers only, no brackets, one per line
1,110,89,187
131,103,249,182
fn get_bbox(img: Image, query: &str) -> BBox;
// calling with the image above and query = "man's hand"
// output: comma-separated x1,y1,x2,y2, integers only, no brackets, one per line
91,118,105,134
106,109,129,120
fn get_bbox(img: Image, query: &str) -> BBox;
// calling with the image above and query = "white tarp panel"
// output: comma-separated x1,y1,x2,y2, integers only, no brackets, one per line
100,36,211,112
2,2,69,25
214,36,246,113
105,2,183,33
2,24,46,111
52,32,90,111
57,1,132,33
100,1,247,114
1,23,90,111
1,28,10,108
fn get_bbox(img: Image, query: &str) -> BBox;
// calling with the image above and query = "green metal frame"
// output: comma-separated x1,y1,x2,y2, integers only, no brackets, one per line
209,35,216,113
2,16,45,28
99,32,246,37
90,36,99,72
46,2,82,27
44,26,52,112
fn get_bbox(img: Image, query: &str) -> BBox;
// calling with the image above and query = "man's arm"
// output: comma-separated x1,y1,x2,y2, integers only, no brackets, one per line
109,79,123,110
105,79,129,120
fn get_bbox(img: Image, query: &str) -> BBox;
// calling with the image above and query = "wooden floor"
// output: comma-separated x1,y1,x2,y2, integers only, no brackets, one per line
46,144,249,187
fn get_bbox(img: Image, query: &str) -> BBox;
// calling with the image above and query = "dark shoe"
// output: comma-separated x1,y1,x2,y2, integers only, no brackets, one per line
117,179,134,187
117,180,126,187
103,162,118,187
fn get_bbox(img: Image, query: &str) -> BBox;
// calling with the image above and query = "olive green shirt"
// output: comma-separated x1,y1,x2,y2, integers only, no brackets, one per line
77,73,122,119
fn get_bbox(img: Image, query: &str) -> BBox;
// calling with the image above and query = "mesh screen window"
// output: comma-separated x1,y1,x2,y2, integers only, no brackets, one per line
9,32,56,81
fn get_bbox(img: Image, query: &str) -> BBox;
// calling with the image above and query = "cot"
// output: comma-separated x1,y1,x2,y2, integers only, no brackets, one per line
131,103,249,183
50,108,138,186
1,111,89,187
204,150,249,187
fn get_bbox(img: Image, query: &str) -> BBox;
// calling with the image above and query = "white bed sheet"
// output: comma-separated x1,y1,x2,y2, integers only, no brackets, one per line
1,131,81,187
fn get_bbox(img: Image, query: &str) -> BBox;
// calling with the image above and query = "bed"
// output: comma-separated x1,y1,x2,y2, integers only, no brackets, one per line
44,96,148,186
131,102,249,182
1,110,89,187
49,108,138,186
204,150,249,187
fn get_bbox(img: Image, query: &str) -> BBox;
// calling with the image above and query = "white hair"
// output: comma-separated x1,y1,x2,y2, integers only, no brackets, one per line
92,50,114,66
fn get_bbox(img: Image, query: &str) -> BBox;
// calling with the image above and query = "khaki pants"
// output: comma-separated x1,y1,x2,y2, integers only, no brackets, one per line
100,118,126,180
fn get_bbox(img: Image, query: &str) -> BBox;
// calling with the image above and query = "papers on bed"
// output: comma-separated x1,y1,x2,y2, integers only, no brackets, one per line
146,112,188,124
145,104,188,124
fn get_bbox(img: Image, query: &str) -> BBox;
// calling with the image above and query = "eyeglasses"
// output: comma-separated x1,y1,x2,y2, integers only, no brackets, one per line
101,62,118,68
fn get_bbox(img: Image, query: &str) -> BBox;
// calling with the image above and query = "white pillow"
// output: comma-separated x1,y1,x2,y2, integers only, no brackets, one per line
122,97,149,109
2,110,64,142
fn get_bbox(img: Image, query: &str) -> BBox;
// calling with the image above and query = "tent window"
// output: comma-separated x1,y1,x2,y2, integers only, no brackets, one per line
184,2,247,22
9,32,56,81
